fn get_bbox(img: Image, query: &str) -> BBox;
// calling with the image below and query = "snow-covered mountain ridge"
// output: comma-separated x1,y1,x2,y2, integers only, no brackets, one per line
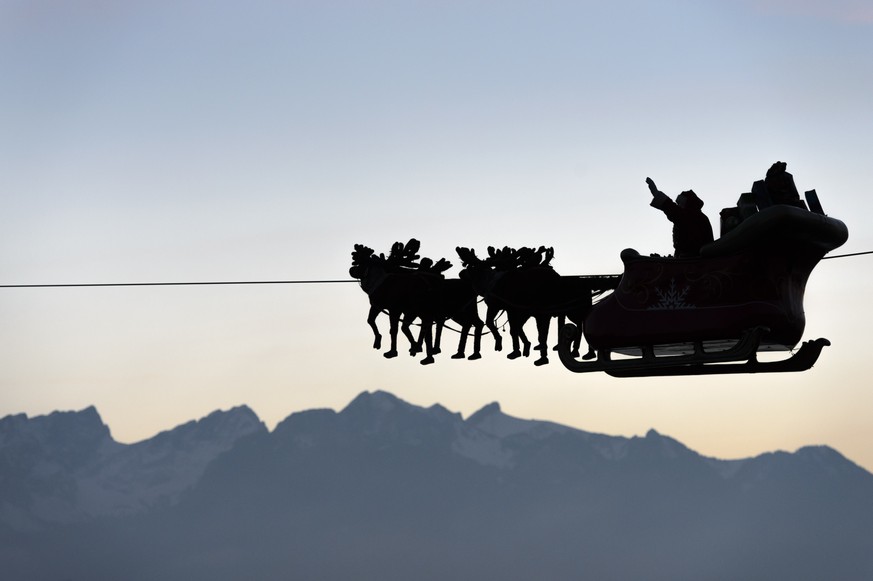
0,404,265,530
4,390,873,581
2,390,870,533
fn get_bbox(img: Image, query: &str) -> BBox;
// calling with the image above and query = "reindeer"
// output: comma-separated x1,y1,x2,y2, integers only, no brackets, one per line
456,246,548,363
456,246,595,365
350,240,484,364
350,241,441,364
417,277,485,360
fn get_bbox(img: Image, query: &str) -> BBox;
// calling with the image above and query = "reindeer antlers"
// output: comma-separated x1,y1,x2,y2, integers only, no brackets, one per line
456,247,481,268
460,245,556,270
358,242,554,273
386,238,422,268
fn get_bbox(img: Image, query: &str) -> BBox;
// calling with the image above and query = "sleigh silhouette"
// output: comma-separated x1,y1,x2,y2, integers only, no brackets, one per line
559,203,848,376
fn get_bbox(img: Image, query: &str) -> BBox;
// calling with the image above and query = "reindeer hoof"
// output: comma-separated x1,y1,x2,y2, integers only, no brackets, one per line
420,356,435,365
468,353,482,361
373,338,382,350
534,357,549,366
507,350,521,360
384,350,398,359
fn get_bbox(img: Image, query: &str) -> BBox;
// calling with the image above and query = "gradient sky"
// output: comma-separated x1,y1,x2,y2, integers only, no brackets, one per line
2,0,872,471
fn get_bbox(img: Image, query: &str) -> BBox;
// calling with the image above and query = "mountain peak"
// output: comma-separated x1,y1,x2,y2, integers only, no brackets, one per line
465,402,563,440
426,403,462,423
635,428,697,461
791,445,870,479
467,402,501,424
0,406,117,467
149,405,266,448
201,405,263,431
340,392,472,426
30,406,113,445
342,390,407,415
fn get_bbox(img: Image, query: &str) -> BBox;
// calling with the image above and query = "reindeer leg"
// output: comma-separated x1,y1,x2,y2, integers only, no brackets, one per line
534,315,550,366
433,320,443,355
367,305,382,350
517,314,532,358
506,329,520,359
572,325,583,359
553,315,565,351
420,317,435,365
568,314,593,359
507,312,523,359
534,315,550,352
468,319,483,360
485,304,503,352
402,313,420,355
384,310,400,358
452,322,469,359
414,324,427,356
520,328,531,358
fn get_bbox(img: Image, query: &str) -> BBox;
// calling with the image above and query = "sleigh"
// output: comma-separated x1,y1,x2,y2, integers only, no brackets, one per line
559,203,849,376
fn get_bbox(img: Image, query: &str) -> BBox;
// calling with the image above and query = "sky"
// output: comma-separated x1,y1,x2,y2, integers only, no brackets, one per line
2,0,872,471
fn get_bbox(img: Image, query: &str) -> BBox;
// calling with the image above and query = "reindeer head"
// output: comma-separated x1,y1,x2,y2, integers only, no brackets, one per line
351,244,376,265
350,244,378,278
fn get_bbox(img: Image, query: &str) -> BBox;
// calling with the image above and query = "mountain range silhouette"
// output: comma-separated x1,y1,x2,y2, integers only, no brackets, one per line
2,390,872,580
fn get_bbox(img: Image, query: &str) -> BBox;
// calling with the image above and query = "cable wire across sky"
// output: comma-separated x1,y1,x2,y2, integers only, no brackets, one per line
0,279,359,289
0,250,869,289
